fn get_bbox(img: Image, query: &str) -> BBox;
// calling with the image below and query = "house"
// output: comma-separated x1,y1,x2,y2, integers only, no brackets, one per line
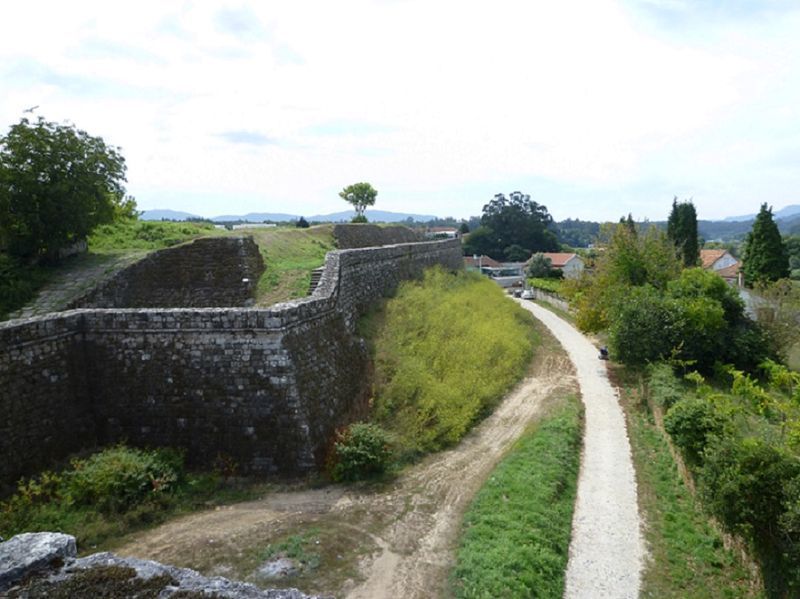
534,252,585,279
700,249,742,287
464,255,502,271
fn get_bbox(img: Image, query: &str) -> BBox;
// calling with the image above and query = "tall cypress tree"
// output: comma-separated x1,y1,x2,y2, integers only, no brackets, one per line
666,198,699,267
742,203,790,286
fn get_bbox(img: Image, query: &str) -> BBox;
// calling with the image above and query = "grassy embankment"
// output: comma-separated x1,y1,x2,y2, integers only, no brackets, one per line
0,220,215,319
451,395,582,598
614,365,763,599
247,225,335,306
359,267,538,461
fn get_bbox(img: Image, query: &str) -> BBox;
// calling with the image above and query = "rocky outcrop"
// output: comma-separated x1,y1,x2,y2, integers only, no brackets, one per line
0,532,327,598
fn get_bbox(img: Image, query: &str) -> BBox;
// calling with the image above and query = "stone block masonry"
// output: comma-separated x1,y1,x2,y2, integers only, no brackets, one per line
0,238,462,489
72,236,265,309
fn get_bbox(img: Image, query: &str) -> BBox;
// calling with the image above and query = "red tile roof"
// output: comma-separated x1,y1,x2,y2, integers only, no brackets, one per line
464,255,502,268
700,249,728,269
537,252,579,268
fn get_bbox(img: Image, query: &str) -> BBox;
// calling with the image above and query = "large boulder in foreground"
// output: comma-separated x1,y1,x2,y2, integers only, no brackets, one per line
0,532,328,598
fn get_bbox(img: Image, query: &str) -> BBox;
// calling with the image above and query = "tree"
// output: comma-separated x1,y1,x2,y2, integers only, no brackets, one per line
458,222,470,234
527,253,554,278
339,182,377,222
742,204,790,286
667,197,699,267
477,191,558,260
0,116,129,262
296,216,310,228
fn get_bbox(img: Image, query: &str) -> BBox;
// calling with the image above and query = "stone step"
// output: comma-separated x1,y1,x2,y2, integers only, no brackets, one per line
307,268,324,296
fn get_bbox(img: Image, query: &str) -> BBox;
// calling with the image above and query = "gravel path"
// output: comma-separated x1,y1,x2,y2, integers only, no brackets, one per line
516,300,645,599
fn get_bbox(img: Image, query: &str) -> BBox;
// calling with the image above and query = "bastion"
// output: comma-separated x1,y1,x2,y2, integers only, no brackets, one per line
0,234,463,489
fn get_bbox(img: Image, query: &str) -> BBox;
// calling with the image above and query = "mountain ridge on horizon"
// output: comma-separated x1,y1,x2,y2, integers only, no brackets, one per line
140,208,439,223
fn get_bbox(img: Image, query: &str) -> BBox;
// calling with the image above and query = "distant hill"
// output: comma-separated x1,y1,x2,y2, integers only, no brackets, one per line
307,210,438,223
140,209,203,221
140,208,438,223
723,204,800,222
211,212,298,222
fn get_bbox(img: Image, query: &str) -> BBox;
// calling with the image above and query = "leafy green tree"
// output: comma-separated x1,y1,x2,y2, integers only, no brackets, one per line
478,191,558,260
462,225,497,258
339,182,377,222
503,244,530,262
667,197,699,267
569,222,681,332
527,253,554,278
785,235,800,278
296,216,310,228
742,204,790,285
0,117,130,262
458,221,470,234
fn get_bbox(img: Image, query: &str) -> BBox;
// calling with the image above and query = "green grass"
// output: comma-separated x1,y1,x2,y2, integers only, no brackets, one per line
451,395,582,599
247,225,336,306
616,368,762,599
362,268,538,459
88,219,217,252
528,277,564,294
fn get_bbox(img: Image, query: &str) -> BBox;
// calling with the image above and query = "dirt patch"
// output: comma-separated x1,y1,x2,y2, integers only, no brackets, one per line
115,320,576,598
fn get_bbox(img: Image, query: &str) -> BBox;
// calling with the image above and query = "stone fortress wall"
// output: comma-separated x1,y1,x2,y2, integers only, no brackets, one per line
0,234,463,489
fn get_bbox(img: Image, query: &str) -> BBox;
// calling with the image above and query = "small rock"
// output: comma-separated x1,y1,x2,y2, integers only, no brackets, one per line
0,532,77,591
257,557,299,579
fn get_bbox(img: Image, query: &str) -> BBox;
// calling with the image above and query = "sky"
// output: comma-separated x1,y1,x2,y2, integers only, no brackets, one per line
1,1,800,222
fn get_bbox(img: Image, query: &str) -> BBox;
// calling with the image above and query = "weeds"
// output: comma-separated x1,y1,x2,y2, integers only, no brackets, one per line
365,268,538,459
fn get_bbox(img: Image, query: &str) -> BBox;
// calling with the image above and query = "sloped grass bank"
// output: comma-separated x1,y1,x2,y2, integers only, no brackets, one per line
249,225,335,306
615,367,764,598
88,219,217,252
361,268,538,460
451,395,582,599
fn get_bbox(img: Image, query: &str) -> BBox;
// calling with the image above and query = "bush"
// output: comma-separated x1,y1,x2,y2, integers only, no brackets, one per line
66,445,183,513
330,423,392,482
664,398,726,466
0,253,42,316
700,437,799,535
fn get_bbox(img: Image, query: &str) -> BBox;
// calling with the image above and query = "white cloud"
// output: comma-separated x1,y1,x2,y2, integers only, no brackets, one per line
1,0,800,220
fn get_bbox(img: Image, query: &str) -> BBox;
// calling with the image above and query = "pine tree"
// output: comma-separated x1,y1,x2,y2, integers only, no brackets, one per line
742,203,790,286
666,198,699,267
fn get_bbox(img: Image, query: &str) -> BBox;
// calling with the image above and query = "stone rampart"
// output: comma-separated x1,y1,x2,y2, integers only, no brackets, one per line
72,236,264,309
0,238,462,488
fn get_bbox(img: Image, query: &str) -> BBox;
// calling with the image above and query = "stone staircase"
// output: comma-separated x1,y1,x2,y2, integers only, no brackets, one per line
307,267,324,296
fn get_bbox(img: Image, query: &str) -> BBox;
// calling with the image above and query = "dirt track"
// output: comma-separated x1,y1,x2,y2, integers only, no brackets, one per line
116,322,576,598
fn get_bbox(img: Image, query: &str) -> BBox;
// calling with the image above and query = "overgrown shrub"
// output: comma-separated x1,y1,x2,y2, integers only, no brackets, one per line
330,423,392,482
66,445,182,513
0,253,40,316
699,436,800,593
664,398,726,466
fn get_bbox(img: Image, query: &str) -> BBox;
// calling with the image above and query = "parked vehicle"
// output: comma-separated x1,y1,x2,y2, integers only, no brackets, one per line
521,289,534,300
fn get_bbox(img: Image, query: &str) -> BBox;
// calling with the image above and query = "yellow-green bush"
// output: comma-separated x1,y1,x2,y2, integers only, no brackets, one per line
368,267,537,457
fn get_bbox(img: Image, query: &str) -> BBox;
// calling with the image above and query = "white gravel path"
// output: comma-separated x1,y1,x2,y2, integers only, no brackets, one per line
517,299,645,599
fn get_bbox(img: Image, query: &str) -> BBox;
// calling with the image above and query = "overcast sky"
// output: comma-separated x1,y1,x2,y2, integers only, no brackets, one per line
2,1,799,222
